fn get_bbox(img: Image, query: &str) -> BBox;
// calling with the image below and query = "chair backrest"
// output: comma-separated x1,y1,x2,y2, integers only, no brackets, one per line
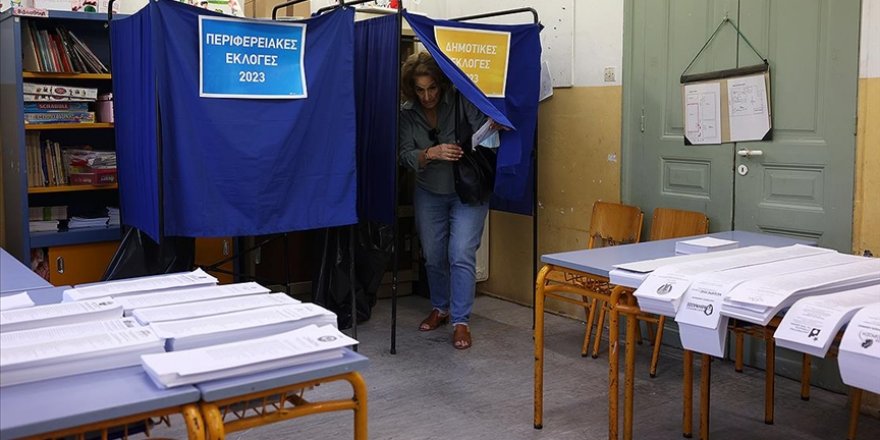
649,207,709,241
587,201,644,249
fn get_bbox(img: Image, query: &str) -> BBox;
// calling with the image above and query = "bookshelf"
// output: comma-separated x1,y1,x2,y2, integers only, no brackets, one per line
1,8,123,284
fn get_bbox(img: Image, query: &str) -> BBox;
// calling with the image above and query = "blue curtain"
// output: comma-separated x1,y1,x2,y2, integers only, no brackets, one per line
150,0,358,237
354,14,399,225
403,11,541,215
111,7,160,240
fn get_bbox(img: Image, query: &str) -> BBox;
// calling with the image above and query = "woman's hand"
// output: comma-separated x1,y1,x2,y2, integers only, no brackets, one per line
427,143,464,161
489,119,510,131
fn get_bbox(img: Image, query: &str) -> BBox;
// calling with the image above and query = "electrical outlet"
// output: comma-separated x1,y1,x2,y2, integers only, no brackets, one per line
604,66,616,83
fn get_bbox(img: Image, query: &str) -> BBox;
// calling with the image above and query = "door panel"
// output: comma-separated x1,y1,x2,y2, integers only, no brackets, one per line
735,0,859,250
47,242,118,286
627,0,737,232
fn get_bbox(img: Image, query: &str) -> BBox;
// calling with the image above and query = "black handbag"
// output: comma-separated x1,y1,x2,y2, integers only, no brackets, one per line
452,92,497,204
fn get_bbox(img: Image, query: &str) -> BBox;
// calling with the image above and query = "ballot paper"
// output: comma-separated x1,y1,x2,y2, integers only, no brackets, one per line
838,303,880,393
0,326,164,387
611,247,768,288
634,245,830,317
117,282,271,315
63,268,218,302
722,258,880,325
151,303,338,351
132,293,299,324
471,119,499,149
0,297,122,333
0,292,35,311
1,318,142,348
676,252,870,356
774,287,880,358
141,324,357,388
674,237,739,255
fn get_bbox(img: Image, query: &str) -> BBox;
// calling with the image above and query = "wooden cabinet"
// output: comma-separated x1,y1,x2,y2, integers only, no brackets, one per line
47,241,118,286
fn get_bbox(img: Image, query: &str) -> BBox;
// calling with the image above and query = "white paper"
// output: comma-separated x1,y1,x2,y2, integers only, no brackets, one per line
0,326,162,368
675,237,738,254
0,292,35,311
117,282,272,315
0,297,122,333
539,59,554,102
684,82,721,144
1,318,141,348
471,119,499,149
141,325,357,388
63,268,218,302
133,293,298,324
838,303,880,393
150,303,335,339
616,246,767,273
727,74,771,141
775,287,880,358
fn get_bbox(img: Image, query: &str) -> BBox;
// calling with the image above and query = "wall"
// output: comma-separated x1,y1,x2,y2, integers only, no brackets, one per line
854,0,880,257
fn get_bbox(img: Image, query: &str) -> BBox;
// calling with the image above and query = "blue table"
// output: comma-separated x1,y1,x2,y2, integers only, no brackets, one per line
0,247,51,294
0,367,204,440
197,349,369,440
534,231,813,440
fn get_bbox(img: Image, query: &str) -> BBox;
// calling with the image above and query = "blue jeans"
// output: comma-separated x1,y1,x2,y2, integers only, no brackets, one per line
414,186,489,325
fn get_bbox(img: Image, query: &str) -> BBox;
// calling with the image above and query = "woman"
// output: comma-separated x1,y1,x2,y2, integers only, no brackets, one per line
399,52,490,350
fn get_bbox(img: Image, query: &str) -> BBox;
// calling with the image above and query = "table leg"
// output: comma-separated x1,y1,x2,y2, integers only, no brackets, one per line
609,286,624,440
699,355,711,440
534,265,551,430
764,328,775,425
848,388,862,440
624,299,638,440
350,372,369,440
734,329,744,373
800,353,811,401
200,402,224,440
182,404,206,440
683,350,693,438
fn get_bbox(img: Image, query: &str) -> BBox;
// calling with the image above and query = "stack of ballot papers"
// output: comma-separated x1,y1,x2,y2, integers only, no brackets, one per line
132,293,299,325
675,237,739,255
0,297,122,333
837,303,880,394
117,282,271,316
633,245,831,317
613,246,770,290
0,292,35,311
63,268,218,302
141,324,357,388
150,303,338,351
721,257,880,325
675,251,868,357
774,286,880,358
0,324,164,387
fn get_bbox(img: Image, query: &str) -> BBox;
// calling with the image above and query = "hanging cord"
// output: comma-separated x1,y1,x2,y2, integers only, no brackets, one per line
681,16,768,81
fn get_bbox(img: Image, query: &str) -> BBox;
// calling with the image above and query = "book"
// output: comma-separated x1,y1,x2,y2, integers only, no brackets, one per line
675,237,739,255
141,325,357,389
24,111,95,124
24,102,90,112
23,82,98,100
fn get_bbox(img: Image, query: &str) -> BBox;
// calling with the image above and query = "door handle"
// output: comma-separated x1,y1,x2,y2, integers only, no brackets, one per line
737,149,764,158
56,256,65,274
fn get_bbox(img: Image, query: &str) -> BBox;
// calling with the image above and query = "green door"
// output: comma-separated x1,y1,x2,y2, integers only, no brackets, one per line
624,0,859,253
733,0,860,250
623,0,861,389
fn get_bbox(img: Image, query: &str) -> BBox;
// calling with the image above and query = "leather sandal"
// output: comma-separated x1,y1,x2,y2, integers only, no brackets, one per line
453,324,472,350
419,309,449,331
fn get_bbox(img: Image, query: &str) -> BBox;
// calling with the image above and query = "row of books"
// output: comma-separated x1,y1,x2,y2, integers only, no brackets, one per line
21,21,108,74
0,270,355,388
26,135,117,188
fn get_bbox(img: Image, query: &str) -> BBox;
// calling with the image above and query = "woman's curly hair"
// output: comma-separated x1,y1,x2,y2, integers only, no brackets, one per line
400,52,450,103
